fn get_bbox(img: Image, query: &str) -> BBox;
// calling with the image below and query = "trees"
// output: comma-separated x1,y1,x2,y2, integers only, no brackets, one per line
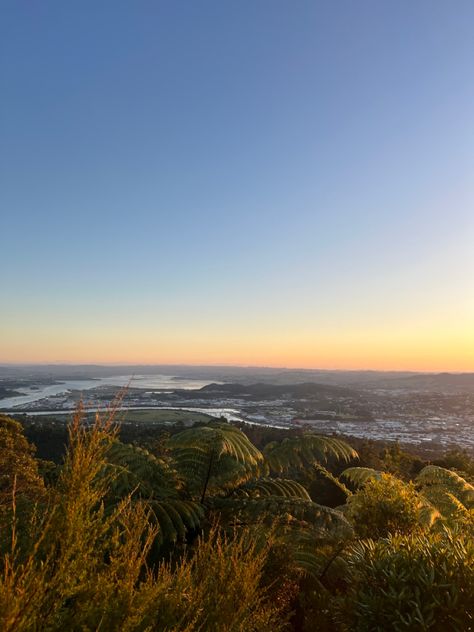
0,415,45,508
106,420,357,579
1,407,473,631
0,409,289,632
0,415,47,557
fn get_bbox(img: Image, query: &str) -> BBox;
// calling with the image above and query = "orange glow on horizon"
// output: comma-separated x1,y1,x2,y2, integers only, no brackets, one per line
2,326,473,372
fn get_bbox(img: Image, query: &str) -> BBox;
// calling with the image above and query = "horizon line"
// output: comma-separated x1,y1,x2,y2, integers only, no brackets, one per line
0,361,472,375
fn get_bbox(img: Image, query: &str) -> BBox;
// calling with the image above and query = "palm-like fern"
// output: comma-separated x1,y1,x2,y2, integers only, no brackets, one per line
105,440,204,545
231,478,311,500
416,465,474,523
105,421,361,563
169,421,265,501
213,495,352,539
168,422,359,579
416,465,474,507
214,491,354,584
340,465,474,529
147,499,204,546
341,466,383,487
106,441,180,499
264,435,358,474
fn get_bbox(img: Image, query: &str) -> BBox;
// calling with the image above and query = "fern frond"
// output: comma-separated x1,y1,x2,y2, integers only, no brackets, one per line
416,465,474,509
169,422,264,467
170,445,211,488
292,548,327,583
314,463,352,497
148,499,204,546
105,441,180,500
231,478,311,500
169,422,265,499
422,487,472,521
213,496,353,538
289,534,352,585
417,498,442,528
263,434,357,474
340,467,383,487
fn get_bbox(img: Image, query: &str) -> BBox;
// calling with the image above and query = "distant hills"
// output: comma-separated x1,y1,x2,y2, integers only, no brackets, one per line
374,372,474,392
1,364,473,393
199,381,354,399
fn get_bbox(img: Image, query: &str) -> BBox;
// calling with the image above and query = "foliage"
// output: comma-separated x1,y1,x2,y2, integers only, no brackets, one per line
0,406,157,631
0,415,47,556
345,473,426,538
341,531,474,631
341,466,383,488
104,440,205,547
106,440,180,499
416,464,474,511
416,464,474,533
1,407,473,631
264,435,358,474
169,421,265,501
155,527,290,631
0,408,289,632
0,415,45,508
432,448,474,478
230,477,312,500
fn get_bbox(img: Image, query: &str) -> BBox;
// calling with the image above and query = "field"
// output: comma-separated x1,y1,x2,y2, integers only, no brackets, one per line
113,409,213,425
42,408,214,426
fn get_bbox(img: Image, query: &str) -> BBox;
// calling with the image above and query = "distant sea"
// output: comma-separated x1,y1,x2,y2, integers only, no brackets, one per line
0,374,213,410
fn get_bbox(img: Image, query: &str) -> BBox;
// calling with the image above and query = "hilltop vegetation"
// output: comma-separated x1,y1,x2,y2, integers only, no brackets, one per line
0,407,473,631
0,387,22,400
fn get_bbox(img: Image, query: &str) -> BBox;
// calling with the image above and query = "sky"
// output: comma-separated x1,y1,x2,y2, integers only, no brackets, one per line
1,1,473,371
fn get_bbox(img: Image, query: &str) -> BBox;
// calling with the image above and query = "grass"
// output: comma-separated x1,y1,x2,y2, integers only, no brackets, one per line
113,409,213,425
43,408,214,426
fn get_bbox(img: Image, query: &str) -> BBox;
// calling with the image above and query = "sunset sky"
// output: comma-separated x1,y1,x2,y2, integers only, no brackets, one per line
1,2,473,370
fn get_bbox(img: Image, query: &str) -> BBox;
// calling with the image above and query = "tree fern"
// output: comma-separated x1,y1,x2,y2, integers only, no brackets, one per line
231,477,311,500
105,441,180,500
213,496,352,537
416,465,474,509
104,441,204,546
218,499,353,584
263,434,358,474
341,466,383,487
278,524,354,584
147,499,204,546
169,422,265,501
417,497,442,529
169,422,264,466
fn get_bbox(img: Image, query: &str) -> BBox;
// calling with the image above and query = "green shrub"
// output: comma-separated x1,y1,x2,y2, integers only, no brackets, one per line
341,531,474,631
0,409,289,631
346,473,423,538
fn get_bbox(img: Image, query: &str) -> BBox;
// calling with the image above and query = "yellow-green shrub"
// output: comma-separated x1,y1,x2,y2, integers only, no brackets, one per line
346,473,423,538
0,408,289,631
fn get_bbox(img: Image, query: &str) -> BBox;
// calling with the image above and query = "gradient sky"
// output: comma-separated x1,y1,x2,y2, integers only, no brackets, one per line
1,1,473,370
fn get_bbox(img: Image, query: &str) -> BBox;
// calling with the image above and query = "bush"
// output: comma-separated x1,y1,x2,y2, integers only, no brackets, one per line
0,409,289,632
341,531,474,631
346,473,423,538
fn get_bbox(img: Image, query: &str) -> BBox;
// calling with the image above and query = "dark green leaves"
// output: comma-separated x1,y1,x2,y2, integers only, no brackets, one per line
264,434,358,474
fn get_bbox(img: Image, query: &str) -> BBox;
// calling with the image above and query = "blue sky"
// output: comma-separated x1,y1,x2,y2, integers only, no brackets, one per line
1,1,473,368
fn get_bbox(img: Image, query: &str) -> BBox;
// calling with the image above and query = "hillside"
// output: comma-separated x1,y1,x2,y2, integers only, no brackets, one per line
199,381,355,399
